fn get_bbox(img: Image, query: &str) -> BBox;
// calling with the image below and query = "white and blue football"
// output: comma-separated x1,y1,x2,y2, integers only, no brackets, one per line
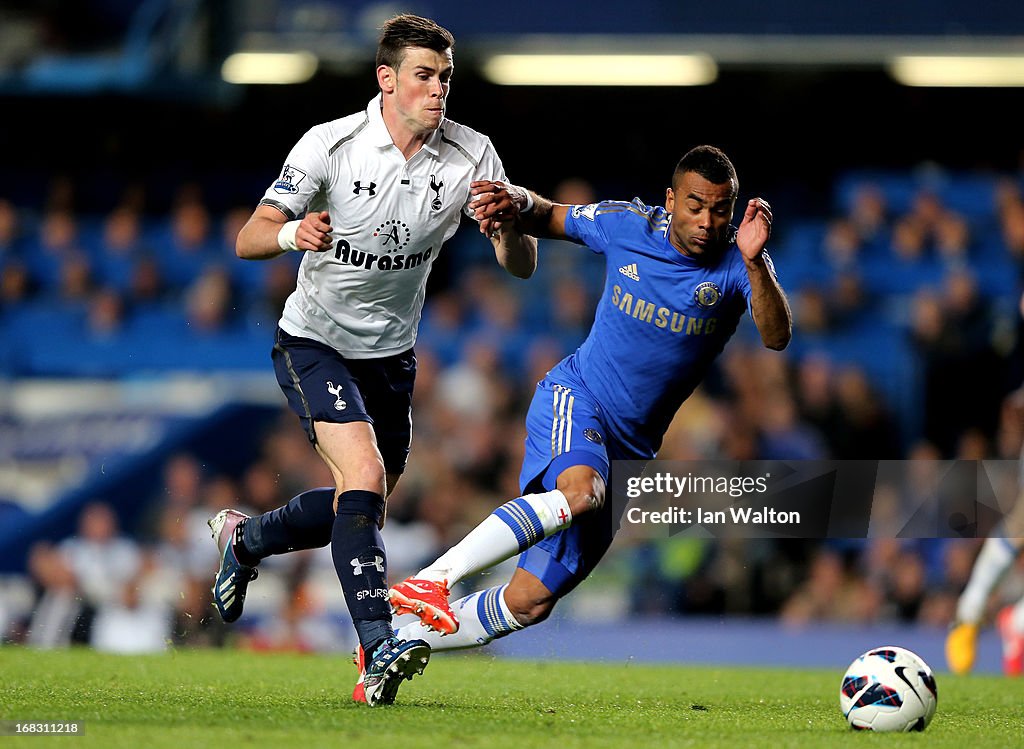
839,646,938,732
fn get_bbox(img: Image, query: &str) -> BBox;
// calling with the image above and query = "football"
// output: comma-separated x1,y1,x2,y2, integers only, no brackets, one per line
839,646,938,732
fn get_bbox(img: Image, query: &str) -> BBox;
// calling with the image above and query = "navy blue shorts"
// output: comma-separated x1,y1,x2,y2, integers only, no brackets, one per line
271,327,416,474
515,377,632,598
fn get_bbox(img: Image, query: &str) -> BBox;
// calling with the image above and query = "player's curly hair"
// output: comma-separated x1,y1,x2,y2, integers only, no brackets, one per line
377,14,455,71
674,145,738,195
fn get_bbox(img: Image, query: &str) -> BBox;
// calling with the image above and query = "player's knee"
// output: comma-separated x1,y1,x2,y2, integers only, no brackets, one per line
508,597,556,628
565,488,604,516
345,460,387,497
558,469,606,517
330,461,386,514
504,585,557,627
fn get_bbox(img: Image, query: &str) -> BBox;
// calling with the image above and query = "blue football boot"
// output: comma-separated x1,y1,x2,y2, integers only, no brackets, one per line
352,637,431,706
208,509,258,623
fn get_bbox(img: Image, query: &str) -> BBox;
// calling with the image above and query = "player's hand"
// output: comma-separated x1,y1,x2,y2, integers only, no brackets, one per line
470,180,526,237
297,210,333,252
735,198,772,263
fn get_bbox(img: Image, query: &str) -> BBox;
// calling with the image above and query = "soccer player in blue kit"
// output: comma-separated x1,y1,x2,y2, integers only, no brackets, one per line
390,145,792,647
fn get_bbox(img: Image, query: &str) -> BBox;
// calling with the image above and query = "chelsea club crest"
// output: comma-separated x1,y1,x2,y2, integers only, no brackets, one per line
694,281,722,309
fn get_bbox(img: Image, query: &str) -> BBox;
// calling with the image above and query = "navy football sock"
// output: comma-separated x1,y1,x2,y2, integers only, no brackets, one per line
242,487,336,559
332,489,393,653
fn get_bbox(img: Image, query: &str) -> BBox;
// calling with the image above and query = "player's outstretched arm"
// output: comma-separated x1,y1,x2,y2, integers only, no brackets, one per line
468,180,537,279
492,224,539,279
517,193,571,243
236,205,334,260
736,198,792,351
470,180,571,240
489,201,538,279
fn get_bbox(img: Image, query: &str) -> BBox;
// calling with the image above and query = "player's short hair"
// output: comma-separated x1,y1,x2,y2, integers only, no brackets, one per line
673,145,738,196
376,14,455,71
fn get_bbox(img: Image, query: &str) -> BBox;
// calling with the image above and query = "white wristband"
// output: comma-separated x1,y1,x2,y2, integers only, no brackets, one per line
277,220,301,251
520,189,535,214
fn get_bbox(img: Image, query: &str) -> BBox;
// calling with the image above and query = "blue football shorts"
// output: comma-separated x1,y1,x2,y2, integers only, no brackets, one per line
271,327,416,474
516,376,633,598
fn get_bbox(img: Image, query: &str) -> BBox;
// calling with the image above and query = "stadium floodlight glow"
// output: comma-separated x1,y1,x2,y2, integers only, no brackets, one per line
221,52,318,85
889,55,1024,87
481,54,717,86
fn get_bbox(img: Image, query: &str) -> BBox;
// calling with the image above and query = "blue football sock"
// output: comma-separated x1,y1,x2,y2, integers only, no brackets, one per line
332,489,393,652
242,487,336,559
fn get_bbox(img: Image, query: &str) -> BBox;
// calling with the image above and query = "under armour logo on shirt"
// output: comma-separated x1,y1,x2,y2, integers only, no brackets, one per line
354,181,376,196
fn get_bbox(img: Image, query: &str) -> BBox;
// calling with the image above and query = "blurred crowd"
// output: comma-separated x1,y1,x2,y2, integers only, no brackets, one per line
0,179,298,347
4,166,1024,652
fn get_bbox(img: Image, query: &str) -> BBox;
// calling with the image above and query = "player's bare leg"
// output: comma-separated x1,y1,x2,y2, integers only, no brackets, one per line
316,421,429,705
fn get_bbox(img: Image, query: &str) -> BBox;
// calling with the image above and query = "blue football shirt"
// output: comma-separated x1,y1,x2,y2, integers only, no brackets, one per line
548,198,777,459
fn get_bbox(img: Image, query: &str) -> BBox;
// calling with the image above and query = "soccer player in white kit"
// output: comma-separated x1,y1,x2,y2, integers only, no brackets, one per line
205,14,536,706
946,391,1024,675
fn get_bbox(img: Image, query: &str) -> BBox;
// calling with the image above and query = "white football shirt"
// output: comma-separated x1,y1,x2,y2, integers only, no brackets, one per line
259,94,508,358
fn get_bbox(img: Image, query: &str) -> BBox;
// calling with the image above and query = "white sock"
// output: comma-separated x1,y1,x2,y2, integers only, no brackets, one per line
957,537,1021,624
1013,598,1024,635
395,584,523,650
416,490,571,586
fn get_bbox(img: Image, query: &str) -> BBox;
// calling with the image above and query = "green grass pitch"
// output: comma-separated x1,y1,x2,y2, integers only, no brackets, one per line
2,647,1023,748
